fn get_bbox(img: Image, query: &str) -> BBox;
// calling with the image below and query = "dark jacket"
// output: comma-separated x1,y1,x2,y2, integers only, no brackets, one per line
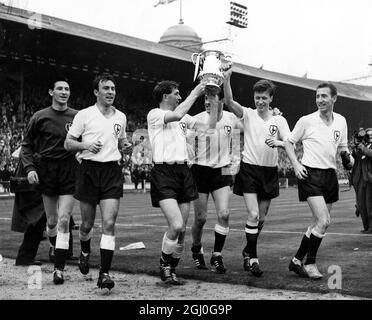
11,158,44,233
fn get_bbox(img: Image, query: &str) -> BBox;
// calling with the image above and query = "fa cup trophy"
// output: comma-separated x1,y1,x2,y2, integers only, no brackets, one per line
191,50,232,95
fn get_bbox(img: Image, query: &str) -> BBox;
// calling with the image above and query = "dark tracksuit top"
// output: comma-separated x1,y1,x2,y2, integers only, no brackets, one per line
21,106,78,174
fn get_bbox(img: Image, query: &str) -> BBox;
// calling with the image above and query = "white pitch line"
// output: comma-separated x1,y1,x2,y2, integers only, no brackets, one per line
1,218,371,237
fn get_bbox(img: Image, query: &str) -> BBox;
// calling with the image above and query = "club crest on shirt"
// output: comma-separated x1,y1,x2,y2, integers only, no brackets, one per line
179,122,187,134
224,125,232,135
334,130,340,142
269,125,278,136
65,122,72,132
114,123,122,137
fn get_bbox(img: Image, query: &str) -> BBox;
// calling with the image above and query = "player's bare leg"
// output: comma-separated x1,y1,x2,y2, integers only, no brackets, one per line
191,193,209,270
42,195,58,262
159,199,187,285
96,198,119,291
53,195,74,284
78,201,96,280
210,186,230,274
301,197,331,279
242,193,263,276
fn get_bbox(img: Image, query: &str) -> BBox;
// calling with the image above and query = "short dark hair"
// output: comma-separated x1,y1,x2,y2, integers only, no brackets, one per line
49,76,69,91
316,82,337,97
153,80,179,104
218,86,224,100
215,85,225,100
93,74,116,91
253,79,276,97
204,87,224,103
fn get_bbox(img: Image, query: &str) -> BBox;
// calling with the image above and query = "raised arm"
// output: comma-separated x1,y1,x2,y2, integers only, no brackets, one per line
164,83,205,124
193,93,219,132
223,69,244,119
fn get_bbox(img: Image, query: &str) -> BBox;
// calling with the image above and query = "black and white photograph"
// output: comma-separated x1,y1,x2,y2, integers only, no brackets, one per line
0,0,371,310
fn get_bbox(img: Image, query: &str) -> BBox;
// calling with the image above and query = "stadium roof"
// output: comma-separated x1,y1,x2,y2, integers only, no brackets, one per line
1,3,372,102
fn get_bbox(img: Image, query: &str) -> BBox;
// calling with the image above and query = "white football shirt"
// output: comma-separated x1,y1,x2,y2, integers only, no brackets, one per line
241,107,291,167
288,111,348,169
192,111,240,168
68,104,127,162
147,108,196,163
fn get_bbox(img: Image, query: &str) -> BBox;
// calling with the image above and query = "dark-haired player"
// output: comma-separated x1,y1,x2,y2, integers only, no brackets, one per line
285,82,353,279
65,74,130,291
190,90,240,274
22,77,78,284
147,80,206,285
224,70,290,277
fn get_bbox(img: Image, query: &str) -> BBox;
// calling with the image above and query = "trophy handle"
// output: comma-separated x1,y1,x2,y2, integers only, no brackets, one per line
191,53,199,65
192,54,201,82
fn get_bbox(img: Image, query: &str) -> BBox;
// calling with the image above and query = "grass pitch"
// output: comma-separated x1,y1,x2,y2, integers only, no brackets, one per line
1,187,371,298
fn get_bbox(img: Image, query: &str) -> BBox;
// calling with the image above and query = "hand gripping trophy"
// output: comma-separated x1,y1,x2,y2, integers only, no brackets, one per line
191,50,232,95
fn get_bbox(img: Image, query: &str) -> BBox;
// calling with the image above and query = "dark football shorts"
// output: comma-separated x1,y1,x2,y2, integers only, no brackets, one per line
233,161,279,200
37,156,78,196
74,160,123,205
191,164,233,194
297,166,339,203
150,163,198,208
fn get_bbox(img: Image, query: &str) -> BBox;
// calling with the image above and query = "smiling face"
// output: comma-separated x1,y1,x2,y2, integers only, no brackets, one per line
95,79,116,107
49,81,70,106
316,87,336,113
164,87,181,110
254,90,273,113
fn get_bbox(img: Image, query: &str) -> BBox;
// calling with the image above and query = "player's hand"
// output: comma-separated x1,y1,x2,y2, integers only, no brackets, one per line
86,140,103,154
221,55,233,72
265,137,278,148
222,68,232,80
294,164,308,180
272,107,283,116
192,83,206,97
27,170,39,184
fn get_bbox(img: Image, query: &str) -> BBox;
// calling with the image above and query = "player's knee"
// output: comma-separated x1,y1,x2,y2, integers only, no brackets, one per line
80,220,94,231
247,210,259,222
171,222,184,236
316,218,330,233
80,225,92,236
58,216,69,231
103,219,115,233
47,216,58,227
59,206,73,217
217,209,230,223
194,214,207,228
47,222,58,230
